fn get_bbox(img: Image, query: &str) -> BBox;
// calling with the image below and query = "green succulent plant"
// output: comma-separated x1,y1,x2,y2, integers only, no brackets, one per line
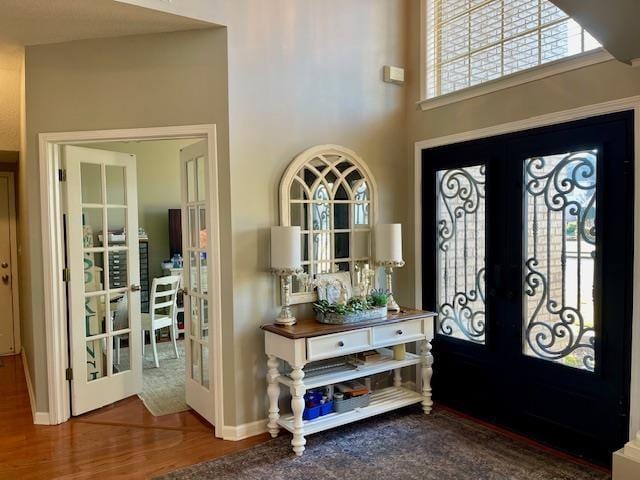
313,293,388,316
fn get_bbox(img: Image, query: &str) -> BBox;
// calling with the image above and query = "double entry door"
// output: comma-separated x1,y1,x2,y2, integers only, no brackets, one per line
63,141,216,424
422,111,634,464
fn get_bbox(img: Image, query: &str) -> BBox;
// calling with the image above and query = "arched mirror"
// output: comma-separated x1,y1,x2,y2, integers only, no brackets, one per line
279,145,378,304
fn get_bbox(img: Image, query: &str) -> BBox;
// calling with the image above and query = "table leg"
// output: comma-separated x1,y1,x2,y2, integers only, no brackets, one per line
393,368,402,388
266,355,281,438
420,339,434,414
290,363,306,456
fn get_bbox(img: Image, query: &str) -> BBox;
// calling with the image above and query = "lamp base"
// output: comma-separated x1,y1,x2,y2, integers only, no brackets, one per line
387,294,400,312
275,308,297,326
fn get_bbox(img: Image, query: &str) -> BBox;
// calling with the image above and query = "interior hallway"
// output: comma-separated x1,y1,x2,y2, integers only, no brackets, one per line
0,354,268,480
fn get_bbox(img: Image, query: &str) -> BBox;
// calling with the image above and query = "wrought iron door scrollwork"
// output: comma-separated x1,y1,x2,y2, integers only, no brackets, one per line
437,166,486,343
524,151,597,371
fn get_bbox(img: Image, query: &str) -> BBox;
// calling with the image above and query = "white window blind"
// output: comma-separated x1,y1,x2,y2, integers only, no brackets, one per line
425,0,601,99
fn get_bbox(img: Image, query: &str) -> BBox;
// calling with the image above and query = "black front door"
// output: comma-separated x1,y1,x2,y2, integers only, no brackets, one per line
421,111,634,465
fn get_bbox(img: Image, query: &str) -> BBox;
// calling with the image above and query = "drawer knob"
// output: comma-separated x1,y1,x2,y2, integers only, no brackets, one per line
396,330,403,335
337,341,345,347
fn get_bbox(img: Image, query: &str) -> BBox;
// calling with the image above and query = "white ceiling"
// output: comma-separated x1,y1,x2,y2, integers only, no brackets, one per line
0,0,212,68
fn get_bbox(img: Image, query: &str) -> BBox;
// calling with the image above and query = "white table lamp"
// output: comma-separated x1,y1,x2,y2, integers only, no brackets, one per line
374,223,405,311
271,226,302,325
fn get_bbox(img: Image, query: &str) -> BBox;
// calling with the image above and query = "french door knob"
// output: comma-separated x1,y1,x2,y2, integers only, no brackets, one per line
1,262,8,268
130,284,141,291
1,274,9,282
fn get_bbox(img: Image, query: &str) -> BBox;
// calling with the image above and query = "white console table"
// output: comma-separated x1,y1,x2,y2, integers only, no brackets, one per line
261,309,436,456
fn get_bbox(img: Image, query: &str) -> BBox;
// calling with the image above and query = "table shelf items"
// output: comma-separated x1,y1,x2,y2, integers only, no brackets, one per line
262,309,436,456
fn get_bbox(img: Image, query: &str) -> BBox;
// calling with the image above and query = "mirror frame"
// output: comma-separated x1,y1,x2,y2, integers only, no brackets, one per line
279,144,378,305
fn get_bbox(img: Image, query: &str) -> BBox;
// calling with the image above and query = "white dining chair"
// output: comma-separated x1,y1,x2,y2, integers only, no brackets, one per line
142,275,181,368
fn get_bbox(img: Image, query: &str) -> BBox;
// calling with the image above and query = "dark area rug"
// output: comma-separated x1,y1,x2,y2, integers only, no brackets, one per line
157,408,611,480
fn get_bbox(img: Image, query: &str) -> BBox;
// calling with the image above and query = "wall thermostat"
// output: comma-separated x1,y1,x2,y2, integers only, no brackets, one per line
383,65,405,85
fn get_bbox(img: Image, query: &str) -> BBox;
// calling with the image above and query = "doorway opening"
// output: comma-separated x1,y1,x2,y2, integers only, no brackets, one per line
40,126,223,432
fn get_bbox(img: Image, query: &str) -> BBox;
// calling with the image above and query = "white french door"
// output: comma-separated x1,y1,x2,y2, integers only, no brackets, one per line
180,140,215,424
64,145,142,415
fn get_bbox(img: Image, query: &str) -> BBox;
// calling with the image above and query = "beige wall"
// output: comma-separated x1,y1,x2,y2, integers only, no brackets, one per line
86,139,199,280
220,1,410,425
24,28,230,412
0,51,21,151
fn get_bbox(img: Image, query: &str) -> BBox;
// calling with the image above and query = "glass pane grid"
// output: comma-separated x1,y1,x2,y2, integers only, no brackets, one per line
427,0,600,98
436,165,486,344
289,155,373,294
81,157,136,383
523,150,597,372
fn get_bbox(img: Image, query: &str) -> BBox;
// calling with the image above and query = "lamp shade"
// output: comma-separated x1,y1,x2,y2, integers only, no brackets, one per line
270,226,301,270
375,223,403,263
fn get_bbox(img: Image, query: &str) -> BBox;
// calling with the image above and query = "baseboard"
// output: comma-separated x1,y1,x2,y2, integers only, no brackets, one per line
221,419,268,441
21,349,51,425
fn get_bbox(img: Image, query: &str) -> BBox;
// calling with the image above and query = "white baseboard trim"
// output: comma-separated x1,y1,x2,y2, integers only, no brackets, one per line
221,419,268,441
21,349,51,425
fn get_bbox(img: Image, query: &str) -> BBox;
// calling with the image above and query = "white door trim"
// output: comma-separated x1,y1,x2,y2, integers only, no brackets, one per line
39,125,225,434
413,95,640,442
0,171,21,355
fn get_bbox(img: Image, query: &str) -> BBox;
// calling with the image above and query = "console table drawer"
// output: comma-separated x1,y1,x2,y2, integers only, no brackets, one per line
306,329,371,361
372,319,424,347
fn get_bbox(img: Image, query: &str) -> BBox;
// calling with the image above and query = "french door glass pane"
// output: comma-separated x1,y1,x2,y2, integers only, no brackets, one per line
523,150,597,371
436,165,486,344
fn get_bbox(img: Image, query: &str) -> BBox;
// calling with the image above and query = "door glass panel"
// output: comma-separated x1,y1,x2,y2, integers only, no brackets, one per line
111,293,129,331
113,333,131,374
523,150,597,371
197,156,206,201
189,252,199,293
199,254,208,294
436,165,486,344
81,163,102,204
191,340,201,383
108,251,128,289
187,160,196,202
106,165,126,205
199,207,207,248
201,299,209,339
85,295,107,336
84,253,104,293
190,298,200,337
189,207,198,248
107,208,127,245
86,338,107,382
82,208,104,247
201,345,210,389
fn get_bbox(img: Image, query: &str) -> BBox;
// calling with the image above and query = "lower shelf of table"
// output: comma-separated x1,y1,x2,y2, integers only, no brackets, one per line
276,386,423,436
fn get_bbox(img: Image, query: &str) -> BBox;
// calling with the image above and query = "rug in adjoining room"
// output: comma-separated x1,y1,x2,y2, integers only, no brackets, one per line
156,408,610,480
139,339,189,416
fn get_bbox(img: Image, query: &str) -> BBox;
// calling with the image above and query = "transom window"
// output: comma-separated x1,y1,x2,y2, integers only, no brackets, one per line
425,0,601,99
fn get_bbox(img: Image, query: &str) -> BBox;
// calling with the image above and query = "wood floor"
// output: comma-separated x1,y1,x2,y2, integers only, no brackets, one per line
0,354,270,480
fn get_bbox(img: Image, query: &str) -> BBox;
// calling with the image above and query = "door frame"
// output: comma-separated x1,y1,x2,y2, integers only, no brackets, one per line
0,171,21,355
413,95,640,443
39,125,224,433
